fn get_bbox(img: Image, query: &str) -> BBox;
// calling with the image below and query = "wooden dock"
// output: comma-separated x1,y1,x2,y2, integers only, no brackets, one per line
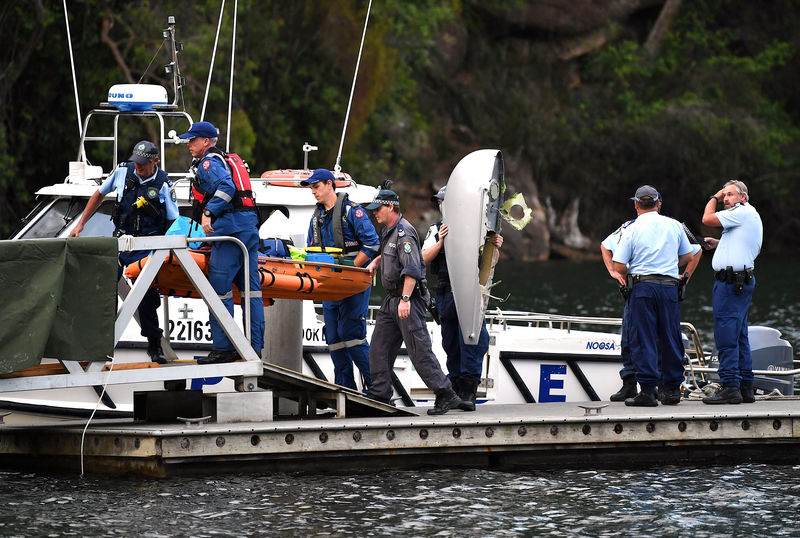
2,397,800,477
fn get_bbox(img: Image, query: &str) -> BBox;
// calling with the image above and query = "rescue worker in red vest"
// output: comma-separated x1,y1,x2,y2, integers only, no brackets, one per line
422,186,503,411
301,168,380,390
70,140,179,364
178,121,265,364
365,185,462,414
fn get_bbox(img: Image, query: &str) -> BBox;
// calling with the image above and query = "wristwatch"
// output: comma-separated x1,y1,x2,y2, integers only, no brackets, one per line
401,294,411,302
709,195,720,203
203,209,213,218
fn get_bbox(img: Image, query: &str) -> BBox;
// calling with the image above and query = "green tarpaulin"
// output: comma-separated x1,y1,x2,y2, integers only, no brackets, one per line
0,237,118,374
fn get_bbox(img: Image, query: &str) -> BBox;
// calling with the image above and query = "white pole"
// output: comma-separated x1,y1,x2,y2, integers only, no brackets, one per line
62,0,82,138
201,0,227,122
226,0,238,152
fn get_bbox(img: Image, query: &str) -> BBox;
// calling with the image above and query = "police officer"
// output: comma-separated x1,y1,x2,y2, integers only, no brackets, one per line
365,185,462,415
701,179,763,404
612,185,694,407
602,212,702,402
70,140,179,364
301,168,380,390
421,186,503,411
178,121,265,364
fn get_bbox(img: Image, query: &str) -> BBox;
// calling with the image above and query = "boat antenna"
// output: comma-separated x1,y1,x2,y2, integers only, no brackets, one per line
201,0,227,121
163,16,185,108
62,0,82,137
333,0,373,173
225,0,239,152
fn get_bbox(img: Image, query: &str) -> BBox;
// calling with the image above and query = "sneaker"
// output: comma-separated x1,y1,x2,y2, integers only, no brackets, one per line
702,385,743,405
197,350,239,365
740,383,755,404
427,388,462,415
146,338,167,365
659,386,682,405
625,390,659,407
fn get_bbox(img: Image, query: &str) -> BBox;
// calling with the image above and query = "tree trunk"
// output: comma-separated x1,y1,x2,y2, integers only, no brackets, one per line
644,0,682,61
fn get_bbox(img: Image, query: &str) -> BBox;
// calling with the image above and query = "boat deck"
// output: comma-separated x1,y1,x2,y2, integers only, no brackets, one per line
2,397,800,476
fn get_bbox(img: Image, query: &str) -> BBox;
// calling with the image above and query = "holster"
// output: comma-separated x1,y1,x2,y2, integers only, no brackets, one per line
619,274,633,302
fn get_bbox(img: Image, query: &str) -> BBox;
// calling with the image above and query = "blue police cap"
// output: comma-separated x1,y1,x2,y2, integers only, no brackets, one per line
300,168,335,186
129,140,158,164
630,185,660,202
179,121,219,140
365,189,400,210
431,186,446,203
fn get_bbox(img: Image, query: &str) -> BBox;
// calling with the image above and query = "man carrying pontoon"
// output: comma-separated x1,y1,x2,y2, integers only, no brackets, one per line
422,186,503,411
69,140,178,364
701,179,763,404
301,168,380,390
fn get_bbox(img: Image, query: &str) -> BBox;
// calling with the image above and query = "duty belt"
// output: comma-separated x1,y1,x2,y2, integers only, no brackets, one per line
632,274,679,286
715,267,753,284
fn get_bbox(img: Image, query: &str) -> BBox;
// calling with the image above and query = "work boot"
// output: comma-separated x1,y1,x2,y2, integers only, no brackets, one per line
740,383,755,404
625,389,658,407
455,378,479,412
659,386,682,405
365,392,395,407
610,375,637,402
702,385,743,405
427,388,462,415
146,337,167,365
197,349,239,365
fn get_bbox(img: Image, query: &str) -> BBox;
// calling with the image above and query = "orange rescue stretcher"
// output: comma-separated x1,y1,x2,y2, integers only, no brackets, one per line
123,249,372,304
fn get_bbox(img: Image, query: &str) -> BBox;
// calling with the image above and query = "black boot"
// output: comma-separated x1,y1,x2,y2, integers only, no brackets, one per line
625,389,658,407
659,386,682,405
147,337,167,365
740,383,755,404
455,378,479,412
427,388,462,415
702,385,743,405
198,349,239,365
610,375,637,402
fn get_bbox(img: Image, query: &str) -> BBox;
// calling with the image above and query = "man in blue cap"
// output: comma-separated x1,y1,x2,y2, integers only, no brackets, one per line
612,185,694,406
301,168,380,390
70,140,179,364
365,184,462,414
422,185,503,411
178,121,265,363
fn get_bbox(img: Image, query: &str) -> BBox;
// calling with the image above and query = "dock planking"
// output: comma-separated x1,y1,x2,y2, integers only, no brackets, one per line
2,398,800,476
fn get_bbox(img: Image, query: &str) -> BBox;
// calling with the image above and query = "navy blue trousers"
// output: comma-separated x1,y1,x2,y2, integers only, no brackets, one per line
627,282,684,391
436,290,488,382
713,277,756,387
323,286,372,390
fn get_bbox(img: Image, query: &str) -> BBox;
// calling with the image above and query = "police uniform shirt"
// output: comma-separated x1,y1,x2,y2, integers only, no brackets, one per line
99,164,179,220
612,211,692,278
711,202,763,271
306,199,380,261
601,218,636,253
379,216,425,293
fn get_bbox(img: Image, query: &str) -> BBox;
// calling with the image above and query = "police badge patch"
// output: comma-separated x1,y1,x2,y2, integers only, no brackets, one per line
147,187,159,199
170,188,177,202
137,143,146,151
403,242,412,253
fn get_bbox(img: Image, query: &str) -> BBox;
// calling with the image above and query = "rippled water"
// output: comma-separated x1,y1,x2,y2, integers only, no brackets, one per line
2,466,800,536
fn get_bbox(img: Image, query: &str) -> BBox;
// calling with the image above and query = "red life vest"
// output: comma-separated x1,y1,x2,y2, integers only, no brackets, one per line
191,148,257,221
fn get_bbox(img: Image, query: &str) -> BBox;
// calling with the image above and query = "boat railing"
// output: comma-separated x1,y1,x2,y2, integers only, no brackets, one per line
76,108,193,178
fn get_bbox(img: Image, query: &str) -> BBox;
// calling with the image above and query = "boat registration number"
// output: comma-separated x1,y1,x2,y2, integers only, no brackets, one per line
168,319,212,342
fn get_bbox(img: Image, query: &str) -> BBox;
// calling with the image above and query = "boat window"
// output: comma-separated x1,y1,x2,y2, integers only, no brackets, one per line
78,201,116,237
16,199,85,239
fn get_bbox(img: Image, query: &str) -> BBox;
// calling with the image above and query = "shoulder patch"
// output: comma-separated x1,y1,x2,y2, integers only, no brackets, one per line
403,242,412,253
170,188,177,202
202,160,211,171
355,208,364,219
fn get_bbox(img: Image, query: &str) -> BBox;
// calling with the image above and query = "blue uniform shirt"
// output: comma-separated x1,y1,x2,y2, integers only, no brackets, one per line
613,211,692,278
712,202,763,271
100,164,179,220
601,218,636,252
306,199,380,263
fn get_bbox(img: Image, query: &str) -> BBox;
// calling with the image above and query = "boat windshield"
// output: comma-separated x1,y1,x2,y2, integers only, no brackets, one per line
16,198,115,239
